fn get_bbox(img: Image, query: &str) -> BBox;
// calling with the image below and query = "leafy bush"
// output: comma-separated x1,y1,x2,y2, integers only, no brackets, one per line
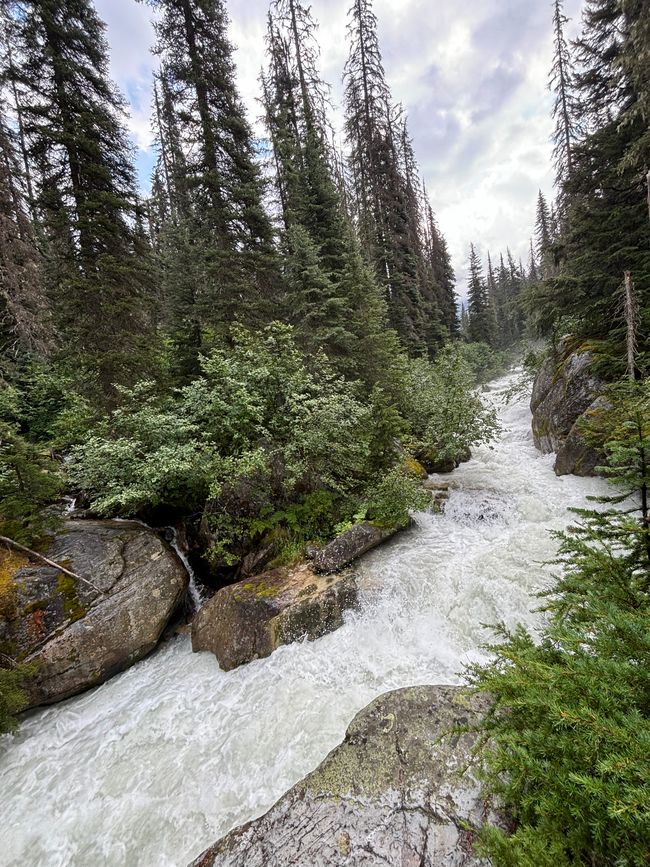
363,468,430,528
403,344,500,466
70,324,403,563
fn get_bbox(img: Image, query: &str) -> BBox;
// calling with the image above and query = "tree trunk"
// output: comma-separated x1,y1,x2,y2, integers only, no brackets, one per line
623,270,637,381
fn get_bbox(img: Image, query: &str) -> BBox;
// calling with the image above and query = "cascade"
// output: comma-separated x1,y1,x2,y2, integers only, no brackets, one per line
0,372,609,867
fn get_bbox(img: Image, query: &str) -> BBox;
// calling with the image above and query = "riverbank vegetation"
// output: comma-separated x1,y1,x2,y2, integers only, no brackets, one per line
471,380,650,865
0,0,505,571
470,0,650,862
0,0,505,730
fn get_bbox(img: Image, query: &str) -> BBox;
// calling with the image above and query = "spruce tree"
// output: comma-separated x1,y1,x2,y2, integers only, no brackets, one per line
8,0,156,400
423,196,458,336
148,0,278,339
467,244,495,345
262,0,403,387
0,103,49,356
344,0,438,355
550,0,577,189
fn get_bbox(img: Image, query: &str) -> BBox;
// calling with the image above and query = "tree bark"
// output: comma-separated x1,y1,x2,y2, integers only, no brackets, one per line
623,270,637,381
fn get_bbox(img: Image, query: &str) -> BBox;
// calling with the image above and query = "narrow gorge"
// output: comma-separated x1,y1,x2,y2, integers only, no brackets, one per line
1,372,609,866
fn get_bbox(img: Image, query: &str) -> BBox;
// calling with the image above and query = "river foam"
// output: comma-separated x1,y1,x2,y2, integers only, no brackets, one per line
1,371,609,866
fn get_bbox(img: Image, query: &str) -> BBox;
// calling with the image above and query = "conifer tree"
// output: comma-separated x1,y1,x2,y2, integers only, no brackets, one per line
534,190,553,277
550,0,577,189
148,0,278,338
0,103,49,356
344,0,437,355
262,0,403,386
8,0,155,400
423,195,458,336
467,244,495,345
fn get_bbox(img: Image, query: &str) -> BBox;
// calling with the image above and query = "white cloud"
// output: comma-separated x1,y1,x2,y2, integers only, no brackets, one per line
96,0,586,296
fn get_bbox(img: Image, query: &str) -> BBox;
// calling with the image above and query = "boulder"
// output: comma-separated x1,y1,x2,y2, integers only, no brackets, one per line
530,345,604,476
0,520,188,708
313,522,398,574
192,564,358,671
190,685,498,867
416,447,472,475
554,395,609,477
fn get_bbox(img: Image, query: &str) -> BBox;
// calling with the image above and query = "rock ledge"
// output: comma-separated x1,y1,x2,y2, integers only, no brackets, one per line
190,685,497,867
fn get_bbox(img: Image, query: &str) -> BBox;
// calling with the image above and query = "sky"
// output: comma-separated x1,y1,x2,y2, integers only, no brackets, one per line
95,0,584,298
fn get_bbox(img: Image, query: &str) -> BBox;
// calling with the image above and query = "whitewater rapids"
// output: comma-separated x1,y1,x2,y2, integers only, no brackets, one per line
1,371,608,866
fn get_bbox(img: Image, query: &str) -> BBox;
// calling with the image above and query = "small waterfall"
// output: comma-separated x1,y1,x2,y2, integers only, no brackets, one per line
62,495,78,514
168,527,205,611
112,517,205,611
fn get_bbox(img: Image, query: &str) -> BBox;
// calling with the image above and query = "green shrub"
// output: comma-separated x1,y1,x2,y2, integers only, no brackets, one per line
0,422,62,546
402,344,500,466
363,467,430,528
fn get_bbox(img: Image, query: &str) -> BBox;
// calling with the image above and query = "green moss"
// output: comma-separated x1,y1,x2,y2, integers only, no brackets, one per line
239,580,279,600
56,574,87,622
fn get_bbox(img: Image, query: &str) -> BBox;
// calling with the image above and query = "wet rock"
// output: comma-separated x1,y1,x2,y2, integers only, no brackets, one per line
416,447,472,475
530,345,604,477
191,564,358,671
423,479,453,512
190,685,498,867
554,396,609,477
0,520,188,709
312,522,398,574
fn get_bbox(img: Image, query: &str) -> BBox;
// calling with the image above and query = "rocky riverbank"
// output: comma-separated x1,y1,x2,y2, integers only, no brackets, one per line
191,685,498,867
531,341,605,476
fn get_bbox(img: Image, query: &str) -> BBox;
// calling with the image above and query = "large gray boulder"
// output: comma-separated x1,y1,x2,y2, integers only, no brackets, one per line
531,346,604,475
313,522,398,574
192,564,358,671
554,395,610,476
190,685,497,867
0,520,188,708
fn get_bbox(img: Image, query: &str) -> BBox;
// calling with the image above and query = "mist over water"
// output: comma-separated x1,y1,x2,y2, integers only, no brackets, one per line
1,372,609,867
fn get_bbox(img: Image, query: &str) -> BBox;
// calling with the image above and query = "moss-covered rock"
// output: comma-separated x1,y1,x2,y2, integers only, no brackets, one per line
191,564,358,671
189,685,499,867
402,456,429,479
0,520,188,709
531,343,604,476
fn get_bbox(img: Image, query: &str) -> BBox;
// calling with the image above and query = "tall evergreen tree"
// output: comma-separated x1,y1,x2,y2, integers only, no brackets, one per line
0,103,49,356
343,0,439,355
534,190,553,277
527,0,650,366
467,244,495,345
423,194,458,336
262,0,403,386
147,0,278,343
7,0,155,399
550,0,577,189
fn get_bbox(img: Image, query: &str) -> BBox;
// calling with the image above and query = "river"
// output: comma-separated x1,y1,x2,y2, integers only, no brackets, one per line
1,371,609,866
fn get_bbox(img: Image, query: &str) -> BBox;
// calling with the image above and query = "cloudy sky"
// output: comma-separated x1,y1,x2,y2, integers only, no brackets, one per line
95,0,584,297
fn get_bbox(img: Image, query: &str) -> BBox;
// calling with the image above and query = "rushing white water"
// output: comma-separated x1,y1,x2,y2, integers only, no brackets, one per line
168,528,205,611
1,372,609,867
